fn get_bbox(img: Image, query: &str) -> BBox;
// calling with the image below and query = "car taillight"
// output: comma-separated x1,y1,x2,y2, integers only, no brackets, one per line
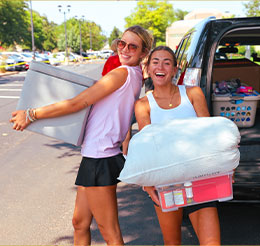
182,68,201,86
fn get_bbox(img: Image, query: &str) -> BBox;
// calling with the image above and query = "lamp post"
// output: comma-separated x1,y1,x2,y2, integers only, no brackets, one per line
29,0,35,59
89,23,92,51
75,15,84,58
58,4,71,64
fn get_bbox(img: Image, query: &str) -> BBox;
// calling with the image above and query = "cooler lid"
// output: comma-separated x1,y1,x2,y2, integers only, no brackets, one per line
29,60,95,87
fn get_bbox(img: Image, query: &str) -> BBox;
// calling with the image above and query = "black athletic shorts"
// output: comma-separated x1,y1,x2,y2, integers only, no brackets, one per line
75,154,125,187
184,201,218,215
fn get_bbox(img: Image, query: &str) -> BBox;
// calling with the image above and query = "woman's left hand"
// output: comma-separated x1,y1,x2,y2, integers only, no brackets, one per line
143,186,160,206
10,110,31,131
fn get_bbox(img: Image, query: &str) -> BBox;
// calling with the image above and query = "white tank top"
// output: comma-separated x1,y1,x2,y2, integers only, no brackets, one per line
147,85,197,124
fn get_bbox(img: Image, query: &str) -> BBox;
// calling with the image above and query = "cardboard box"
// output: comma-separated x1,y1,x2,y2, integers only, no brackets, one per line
156,172,233,212
212,59,260,93
16,61,95,146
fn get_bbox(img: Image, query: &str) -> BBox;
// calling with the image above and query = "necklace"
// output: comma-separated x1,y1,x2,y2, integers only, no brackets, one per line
169,85,176,107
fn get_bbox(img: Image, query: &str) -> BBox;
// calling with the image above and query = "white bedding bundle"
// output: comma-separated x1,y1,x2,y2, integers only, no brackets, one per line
119,117,240,186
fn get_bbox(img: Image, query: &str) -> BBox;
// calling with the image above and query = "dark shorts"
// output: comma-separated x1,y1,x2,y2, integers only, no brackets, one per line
184,201,217,215
75,154,125,187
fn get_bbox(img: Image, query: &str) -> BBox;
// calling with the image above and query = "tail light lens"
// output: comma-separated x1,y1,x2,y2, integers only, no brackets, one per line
182,68,202,86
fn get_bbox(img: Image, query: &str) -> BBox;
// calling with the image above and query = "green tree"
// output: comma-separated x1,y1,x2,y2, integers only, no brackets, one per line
243,0,260,17
42,18,58,51
124,0,175,45
174,9,189,20
238,45,256,55
25,10,46,51
56,18,106,52
0,0,29,47
108,27,122,47
87,22,107,50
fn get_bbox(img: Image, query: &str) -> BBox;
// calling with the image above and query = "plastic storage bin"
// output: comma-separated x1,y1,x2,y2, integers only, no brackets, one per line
156,172,233,212
212,93,260,128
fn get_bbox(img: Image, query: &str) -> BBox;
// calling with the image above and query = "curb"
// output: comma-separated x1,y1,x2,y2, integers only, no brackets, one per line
0,71,19,77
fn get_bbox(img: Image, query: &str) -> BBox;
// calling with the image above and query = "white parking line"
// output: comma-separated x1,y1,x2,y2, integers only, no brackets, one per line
0,96,20,99
0,89,22,91
0,83,23,86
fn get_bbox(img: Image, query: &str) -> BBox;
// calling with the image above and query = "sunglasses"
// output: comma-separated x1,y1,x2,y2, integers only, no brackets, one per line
117,40,139,52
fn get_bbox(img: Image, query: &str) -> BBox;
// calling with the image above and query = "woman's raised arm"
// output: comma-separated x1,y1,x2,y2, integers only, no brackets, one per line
10,67,128,131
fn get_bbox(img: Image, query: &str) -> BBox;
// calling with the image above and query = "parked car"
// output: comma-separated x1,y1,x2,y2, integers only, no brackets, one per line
54,52,76,63
174,16,260,200
75,51,89,60
35,54,50,64
54,52,66,62
70,52,82,62
86,52,98,59
21,52,49,63
20,53,34,63
98,50,113,59
5,55,26,71
46,53,61,66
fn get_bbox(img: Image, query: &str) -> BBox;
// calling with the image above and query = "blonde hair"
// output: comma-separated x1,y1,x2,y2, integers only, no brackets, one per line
123,25,154,56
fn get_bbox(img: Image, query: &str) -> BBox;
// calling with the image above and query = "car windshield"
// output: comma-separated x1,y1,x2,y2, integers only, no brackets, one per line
216,27,260,65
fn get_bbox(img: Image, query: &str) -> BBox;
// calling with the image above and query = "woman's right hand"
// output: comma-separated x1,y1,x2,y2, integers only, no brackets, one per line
10,110,31,131
143,186,160,206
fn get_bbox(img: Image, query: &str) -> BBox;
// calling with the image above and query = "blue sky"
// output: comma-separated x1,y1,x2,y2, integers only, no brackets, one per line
31,1,249,35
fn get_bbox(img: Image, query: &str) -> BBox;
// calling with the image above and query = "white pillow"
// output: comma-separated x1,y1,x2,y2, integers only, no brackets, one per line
119,117,240,186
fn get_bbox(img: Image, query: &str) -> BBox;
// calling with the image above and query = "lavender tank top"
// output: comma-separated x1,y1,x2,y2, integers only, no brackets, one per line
81,65,142,158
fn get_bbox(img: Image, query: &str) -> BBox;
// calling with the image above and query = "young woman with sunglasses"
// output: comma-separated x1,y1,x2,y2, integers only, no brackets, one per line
10,25,153,245
135,46,220,245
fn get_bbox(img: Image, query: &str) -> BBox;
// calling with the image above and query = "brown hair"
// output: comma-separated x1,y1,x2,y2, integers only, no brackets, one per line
146,46,177,67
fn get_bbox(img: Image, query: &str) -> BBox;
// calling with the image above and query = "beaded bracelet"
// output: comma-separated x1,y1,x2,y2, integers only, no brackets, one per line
26,108,37,123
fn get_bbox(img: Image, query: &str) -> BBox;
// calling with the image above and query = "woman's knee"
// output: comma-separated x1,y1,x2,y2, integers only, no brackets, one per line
72,213,91,232
98,223,123,244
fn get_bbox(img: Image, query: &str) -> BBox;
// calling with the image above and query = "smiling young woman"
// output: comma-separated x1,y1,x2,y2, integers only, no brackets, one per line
10,25,153,246
135,46,220,246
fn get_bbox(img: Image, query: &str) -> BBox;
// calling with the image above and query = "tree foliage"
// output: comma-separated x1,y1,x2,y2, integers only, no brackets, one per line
42,18,58,51
174,9,189,20
0,0,107,52
56,18,107,52
108,27,122,47
124,0,175,45
0,0,189,51
243,0,260,16
0,0,29,47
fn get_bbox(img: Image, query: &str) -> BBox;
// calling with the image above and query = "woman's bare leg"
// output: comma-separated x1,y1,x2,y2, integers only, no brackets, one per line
155,206,183,246
189,207,221,245
73,185,123,245
72,186,93,245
